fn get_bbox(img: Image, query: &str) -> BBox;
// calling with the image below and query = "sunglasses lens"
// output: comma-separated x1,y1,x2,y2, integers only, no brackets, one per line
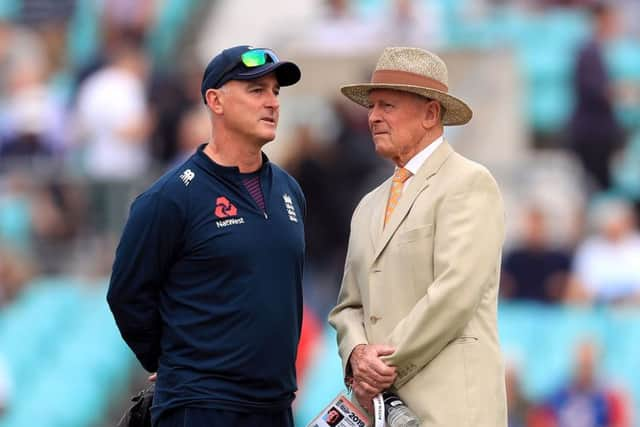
241,51,266,67
241,49,279,68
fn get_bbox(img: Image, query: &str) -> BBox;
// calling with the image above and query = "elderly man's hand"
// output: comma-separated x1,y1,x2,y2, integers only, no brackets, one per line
349,344,397,396
352,379,377,413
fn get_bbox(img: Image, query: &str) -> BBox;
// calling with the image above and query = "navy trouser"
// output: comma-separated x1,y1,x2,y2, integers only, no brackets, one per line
156,407,294,427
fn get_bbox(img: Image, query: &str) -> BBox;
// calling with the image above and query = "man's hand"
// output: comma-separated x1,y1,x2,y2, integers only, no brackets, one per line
148,373,157,382
352,379,376,413
349,344,397,409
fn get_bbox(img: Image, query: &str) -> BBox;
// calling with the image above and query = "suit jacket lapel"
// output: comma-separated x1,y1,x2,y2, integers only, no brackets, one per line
369,178,391,246
371,141,454,264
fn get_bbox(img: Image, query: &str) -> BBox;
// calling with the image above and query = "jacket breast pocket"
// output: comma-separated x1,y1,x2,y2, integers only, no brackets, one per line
398,224,433,243
398,224,434,297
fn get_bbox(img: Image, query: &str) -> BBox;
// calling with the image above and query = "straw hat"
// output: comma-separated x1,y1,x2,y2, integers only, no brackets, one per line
341,47,472,125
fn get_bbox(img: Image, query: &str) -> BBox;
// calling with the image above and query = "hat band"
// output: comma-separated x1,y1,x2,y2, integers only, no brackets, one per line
371,69,448,93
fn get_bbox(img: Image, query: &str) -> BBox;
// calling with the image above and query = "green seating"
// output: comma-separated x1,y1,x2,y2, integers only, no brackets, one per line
0,280,134,427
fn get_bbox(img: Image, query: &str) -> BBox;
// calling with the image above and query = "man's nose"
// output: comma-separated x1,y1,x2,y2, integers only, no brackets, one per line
266,92,279,109
368,105,381,124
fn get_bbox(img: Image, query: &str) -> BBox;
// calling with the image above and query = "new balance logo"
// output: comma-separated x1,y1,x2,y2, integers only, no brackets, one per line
179,169,195,186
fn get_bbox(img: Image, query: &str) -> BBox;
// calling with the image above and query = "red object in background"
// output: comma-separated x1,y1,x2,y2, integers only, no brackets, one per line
527,405,557,427
607,388,631,427
296,306,322,385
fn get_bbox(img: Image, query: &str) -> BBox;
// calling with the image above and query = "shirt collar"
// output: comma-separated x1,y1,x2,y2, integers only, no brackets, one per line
194,143,270,177
403,135,444,175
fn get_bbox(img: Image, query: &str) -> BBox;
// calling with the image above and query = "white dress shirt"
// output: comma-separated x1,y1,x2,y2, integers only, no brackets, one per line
397,135,444,191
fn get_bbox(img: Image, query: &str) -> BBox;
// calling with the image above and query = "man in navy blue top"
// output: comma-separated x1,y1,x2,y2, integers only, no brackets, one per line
107,45,305,427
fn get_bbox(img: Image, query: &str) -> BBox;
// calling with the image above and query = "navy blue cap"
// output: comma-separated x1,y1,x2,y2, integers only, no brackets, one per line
201,45,301,102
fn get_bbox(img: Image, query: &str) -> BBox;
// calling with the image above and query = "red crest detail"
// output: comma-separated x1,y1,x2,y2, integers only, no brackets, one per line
214,196,238,218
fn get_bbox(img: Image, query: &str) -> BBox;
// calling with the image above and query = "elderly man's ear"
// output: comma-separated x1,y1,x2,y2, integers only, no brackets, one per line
205,89,225,114
422,100,442,129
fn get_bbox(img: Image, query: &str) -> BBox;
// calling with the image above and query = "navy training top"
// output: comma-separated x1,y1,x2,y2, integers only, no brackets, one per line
107,144,306,421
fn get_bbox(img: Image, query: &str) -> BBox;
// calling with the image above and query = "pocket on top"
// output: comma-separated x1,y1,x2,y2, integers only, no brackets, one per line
398,224,433,243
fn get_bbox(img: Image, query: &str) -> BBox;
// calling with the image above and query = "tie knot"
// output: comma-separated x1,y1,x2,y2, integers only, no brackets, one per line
393,167,412,183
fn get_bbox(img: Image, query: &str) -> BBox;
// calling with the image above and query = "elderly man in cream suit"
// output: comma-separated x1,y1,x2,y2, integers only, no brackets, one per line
328,47,507,426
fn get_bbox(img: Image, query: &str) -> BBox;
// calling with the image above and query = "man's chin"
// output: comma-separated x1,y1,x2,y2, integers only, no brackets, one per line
257,133,276,145
259,124,277,141
374,144,394,160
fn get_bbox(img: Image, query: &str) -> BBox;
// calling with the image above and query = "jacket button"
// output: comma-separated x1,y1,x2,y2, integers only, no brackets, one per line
370,315,380,324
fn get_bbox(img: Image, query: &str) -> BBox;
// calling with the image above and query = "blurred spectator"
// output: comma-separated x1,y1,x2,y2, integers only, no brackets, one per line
73,36,151,234
0,34,66,169
18,0,76,75
148,61,203,165
30,179,86,274
568,198,640,305
73,36,151,180
288,124,344,318
101,0,157,52
30,181,84,241
0,20,45,97
285,0,377,54
288,98,389,318
501,206,573,303
0,246,35,307
371,0,443,47
541,340,630,427
72,26,146,97
568,2,625,191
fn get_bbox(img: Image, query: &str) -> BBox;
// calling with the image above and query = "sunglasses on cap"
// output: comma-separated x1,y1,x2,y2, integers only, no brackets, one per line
212,48,280,89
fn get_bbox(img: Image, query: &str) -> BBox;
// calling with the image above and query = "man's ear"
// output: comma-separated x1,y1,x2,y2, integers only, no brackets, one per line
422,100,441,129
205,88,224,115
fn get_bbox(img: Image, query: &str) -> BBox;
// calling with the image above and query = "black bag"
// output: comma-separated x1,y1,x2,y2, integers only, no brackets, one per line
117,383,155,427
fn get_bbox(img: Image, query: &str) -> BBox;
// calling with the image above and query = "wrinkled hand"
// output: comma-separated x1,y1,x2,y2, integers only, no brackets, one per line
349,344,397,411
352,379,376,413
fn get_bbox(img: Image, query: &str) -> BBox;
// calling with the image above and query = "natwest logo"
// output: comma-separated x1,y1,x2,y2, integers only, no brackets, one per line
214,196,238,218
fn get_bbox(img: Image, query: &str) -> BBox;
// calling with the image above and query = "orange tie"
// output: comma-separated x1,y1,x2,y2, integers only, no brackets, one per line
384,167,412,227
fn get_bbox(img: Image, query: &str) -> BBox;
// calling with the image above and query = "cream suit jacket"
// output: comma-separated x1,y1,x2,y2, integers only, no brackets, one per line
328,141,507,427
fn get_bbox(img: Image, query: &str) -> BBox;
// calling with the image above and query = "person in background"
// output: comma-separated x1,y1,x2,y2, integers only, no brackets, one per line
0,245,34,307
72,36,151,236
501,206,572,303
567,197,640,305
542,340,630,427
568,2,624,191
